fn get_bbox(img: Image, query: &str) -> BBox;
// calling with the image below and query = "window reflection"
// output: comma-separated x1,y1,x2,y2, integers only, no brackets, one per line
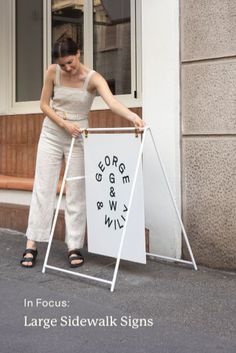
93,0,131,95
16,0,43,102
52,0,84,62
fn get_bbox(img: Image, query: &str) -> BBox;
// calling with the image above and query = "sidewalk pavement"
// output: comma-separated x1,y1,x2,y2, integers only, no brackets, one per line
0,228,235,353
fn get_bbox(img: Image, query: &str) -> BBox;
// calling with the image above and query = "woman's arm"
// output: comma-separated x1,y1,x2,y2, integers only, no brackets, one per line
90,72,145,128
40,65,82,137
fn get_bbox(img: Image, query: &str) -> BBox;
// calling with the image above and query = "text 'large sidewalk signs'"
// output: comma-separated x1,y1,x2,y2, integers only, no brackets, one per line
84,133,146,264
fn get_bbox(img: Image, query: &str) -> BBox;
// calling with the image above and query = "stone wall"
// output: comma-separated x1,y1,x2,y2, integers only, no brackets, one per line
181,0,236,269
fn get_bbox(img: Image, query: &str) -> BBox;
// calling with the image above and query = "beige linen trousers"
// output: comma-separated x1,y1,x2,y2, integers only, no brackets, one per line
26,66,95,250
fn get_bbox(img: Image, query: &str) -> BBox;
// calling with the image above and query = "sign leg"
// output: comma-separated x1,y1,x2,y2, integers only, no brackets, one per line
42,138,76,274
148,129,197,270
110,128,148,291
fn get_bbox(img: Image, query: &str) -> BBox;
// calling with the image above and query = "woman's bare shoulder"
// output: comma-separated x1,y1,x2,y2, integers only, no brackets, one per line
44,64,57,83
90,71,105,84
46,64,57,75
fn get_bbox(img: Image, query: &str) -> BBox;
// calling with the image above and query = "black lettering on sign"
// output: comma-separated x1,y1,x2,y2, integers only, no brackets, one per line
122,175,130,184
117,219,124,229
119,163,125,174
105,215,113,228
97,202,103,210
95,173,102,182
112,155,118,167
110,187,116,197
109,200,117,211
109,173,115,184
105,155,111,166
94,155,133,232
98,161,105,172
123,204,128,212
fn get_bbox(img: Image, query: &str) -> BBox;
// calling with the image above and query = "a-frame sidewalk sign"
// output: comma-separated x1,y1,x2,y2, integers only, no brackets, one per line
42,126,197,292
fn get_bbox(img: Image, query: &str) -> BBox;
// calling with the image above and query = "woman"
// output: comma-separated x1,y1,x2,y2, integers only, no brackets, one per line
21,37,145,268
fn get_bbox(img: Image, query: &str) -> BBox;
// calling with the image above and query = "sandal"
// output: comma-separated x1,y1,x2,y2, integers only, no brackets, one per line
20,248,38,268
68,249,84,268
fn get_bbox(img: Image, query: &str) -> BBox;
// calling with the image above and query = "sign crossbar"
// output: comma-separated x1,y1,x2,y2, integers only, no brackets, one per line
146,253,194,266
42,126,197,292
45,264,112,285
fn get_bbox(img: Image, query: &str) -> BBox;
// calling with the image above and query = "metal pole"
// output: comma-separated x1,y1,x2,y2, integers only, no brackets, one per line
148,129,197,270
110,127,148,292
146,252,194,266
45,265,112,285
85,127,143,132
42,138,76,274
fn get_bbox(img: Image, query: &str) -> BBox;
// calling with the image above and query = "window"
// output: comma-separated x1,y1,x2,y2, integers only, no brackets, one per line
15,0,43,102
11,0,141,112
93,0,131,95
51,0,84,62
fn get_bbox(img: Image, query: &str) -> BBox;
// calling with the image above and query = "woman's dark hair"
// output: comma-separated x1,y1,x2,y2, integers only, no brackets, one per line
52,37,79,61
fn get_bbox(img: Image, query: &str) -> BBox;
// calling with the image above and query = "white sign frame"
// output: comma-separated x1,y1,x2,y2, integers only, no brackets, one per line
42,127,198,292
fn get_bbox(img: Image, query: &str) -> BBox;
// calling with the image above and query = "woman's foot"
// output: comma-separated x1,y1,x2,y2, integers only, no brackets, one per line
20,240,37,268
68,249,84,268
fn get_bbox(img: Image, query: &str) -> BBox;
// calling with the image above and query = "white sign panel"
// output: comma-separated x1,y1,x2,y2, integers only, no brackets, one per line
84,133,146,264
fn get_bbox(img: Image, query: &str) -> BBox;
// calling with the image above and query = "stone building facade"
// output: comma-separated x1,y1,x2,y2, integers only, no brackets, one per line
181,0,236,269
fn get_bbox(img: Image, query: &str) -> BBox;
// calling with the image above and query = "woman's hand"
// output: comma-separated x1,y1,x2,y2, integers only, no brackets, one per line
63,121,83,137
90,73,146,128
129,113,146,128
